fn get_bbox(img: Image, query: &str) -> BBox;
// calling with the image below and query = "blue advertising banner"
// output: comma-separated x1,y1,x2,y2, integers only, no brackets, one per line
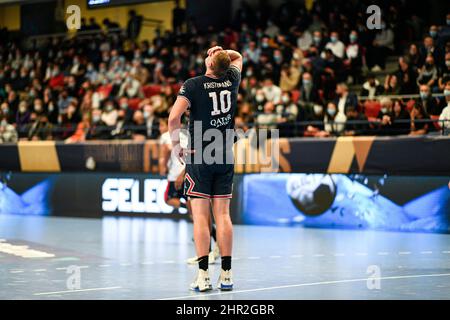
242,174,450,233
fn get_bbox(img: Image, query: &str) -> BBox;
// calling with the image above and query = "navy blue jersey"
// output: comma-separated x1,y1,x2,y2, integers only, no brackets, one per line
178,66,241,151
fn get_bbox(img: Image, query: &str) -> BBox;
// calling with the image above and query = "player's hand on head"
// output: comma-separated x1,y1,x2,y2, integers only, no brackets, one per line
207,46,223,56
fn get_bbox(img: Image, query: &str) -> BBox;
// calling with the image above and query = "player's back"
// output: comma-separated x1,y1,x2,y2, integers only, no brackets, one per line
178,65,241,154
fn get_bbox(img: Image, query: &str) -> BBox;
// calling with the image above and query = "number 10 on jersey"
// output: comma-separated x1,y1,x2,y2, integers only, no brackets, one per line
209,90,231,116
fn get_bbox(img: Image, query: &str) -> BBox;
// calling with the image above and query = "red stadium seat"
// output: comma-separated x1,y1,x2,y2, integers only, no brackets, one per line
430,115,442,130
363,100,381,118
143,85,162,98
291,90,300,103
406,99,415,112
128,98,142,110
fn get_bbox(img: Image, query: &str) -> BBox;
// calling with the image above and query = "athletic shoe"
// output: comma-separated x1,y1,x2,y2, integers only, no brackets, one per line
208,244,220,264
186,255,198,265
217,269,233,291
190,269,212,292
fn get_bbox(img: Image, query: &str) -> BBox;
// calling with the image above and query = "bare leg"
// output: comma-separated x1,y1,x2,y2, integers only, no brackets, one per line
190,198,211,258
212,198,233,257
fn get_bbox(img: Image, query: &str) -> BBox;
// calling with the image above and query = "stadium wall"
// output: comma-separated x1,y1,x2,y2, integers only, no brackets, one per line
0,136,449,175
0,137,449,233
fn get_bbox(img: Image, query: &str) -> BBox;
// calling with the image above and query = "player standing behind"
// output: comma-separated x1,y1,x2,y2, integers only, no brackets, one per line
159,118,220,264
168,46,242,292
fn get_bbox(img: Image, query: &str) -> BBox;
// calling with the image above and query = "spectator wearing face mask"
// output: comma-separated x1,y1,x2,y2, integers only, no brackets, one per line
142,104,160,139
0,102,15,124
344,30,364,84
108,108,130,140
101,100,118,126
118,74,143,98
324,101,346,136
438,53,450,91
324,32,345,59
16,101,31,138
417,55,438,90
377,97,394,135
256,101,278,130
438,83,450,134
310,30,326,53
0,116,18,143
26,113,53,141
87,109,110,140
261,78,282,104
418,84,441,116
299,72,320,107
276,92,298,137
304,104,328,137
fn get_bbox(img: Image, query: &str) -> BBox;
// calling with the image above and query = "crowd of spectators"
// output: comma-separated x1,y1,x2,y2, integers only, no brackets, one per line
1,0,450,143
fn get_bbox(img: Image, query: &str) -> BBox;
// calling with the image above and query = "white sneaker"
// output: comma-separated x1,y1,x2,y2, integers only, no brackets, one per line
190,269,212,292
217,269,233,291
186,255,198,265
208,244,220,264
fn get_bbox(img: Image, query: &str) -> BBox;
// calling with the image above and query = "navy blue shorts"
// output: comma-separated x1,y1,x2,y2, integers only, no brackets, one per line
184,163,234,199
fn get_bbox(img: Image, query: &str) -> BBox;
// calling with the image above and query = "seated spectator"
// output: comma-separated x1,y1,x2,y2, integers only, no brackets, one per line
101,100,118,126
410,103,430,135
383,74,401,95
418,84,442,116
86,109,110,140
376,97,394,135
438,83,450,134
279,63,300,92
334,83,358,116
256,102,278,130
324,32,345,59
131,110,148,141
361,73,383,99
0,116,18,143
344,30,364,84
261,78,282,104
16,101,31,139
276,92,298,137
396,56,418,94
406,44,422,68
66,113,91,143
0,102,15,124
143,104,160,139
390,99,411,135
344,106,370,136
416,55,438,90
324,101,346,136
110,109,132,140
119,74,143,98
438,53,450,91
26,113,53,141
299,72,321,106
304,104,328,137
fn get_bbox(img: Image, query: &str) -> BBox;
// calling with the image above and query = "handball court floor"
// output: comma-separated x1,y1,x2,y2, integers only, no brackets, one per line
0,215,450,300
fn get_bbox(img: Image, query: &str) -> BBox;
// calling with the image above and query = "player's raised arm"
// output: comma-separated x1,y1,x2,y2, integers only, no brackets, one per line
226,49,243,72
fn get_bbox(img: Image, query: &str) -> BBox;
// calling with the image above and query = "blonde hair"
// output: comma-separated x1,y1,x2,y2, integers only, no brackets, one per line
211,51,231,77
